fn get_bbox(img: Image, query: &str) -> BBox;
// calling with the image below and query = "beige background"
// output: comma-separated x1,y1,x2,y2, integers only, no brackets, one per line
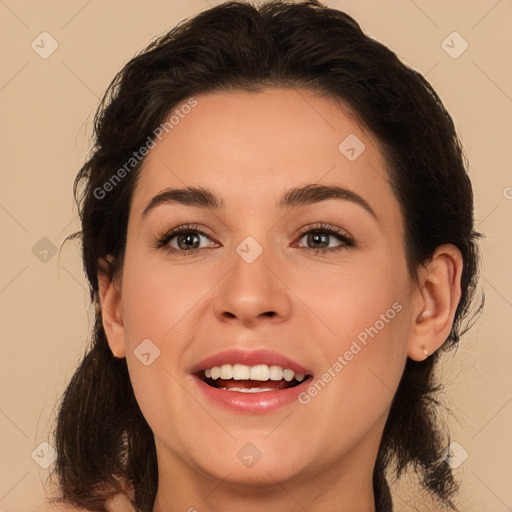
0,1,511,511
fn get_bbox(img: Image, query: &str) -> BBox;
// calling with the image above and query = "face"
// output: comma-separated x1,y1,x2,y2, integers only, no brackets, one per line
108,88,417,489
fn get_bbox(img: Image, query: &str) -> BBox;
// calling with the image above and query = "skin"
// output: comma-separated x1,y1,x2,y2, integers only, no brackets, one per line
98,88,462,512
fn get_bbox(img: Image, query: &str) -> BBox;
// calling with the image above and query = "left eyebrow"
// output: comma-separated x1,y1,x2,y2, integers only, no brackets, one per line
278,183,377,219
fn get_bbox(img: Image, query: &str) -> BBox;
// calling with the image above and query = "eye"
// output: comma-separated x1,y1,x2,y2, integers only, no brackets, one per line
294,223,354,253
154,224,219,255
172,232,207,251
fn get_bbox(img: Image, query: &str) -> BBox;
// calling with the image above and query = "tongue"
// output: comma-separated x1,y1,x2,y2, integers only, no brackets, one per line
216,379,290,390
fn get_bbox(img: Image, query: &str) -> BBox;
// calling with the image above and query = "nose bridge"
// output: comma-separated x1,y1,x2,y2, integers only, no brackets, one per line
213,234,292,324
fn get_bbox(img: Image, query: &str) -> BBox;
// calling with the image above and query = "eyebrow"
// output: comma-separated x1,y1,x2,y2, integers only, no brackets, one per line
278,183,377,219
141,183,377,219
142,186,223,218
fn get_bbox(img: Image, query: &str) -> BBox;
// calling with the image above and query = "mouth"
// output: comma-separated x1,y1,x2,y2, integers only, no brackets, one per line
196,364,312,393
190,348,314,412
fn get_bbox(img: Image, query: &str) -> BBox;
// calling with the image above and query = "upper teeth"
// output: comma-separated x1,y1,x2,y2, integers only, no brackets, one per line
204,364,306,382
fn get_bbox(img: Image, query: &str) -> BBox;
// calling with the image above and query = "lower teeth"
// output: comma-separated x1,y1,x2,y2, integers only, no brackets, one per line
219,387,277,393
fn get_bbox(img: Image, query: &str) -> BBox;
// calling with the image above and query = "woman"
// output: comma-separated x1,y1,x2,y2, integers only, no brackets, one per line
50,1,481,511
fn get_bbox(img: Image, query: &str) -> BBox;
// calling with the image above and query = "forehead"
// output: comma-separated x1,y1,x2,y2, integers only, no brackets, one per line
130,88,400,226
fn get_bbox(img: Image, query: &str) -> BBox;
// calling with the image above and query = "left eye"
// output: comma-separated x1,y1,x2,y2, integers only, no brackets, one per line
297,230,348,250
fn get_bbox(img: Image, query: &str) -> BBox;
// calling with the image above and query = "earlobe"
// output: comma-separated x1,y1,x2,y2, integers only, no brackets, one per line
97,256,126,358
407,244,463,361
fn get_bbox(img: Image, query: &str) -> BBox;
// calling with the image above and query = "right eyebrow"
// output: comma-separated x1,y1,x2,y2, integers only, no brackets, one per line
141,186,223,219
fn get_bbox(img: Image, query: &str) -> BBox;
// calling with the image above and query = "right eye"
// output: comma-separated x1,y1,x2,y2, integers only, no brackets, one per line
154,224,220,255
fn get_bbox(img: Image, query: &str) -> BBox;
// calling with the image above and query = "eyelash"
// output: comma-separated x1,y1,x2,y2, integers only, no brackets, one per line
153,222,355,256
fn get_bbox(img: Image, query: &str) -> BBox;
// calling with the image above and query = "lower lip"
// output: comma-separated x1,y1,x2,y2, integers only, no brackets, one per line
192,375,312,413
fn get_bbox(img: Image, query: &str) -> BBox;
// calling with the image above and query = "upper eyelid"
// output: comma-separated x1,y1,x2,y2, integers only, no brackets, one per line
159,225,216,243
162,222,351,237
296,223,352,237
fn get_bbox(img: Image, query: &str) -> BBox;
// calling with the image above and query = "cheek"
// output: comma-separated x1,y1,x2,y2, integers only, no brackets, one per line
118,250,223,436
302,248,410,343
120,249,209,343
302,254,411,412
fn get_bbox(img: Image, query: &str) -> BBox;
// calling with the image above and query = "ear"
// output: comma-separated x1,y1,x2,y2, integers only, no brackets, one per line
407,244,463,361
97,256,126,358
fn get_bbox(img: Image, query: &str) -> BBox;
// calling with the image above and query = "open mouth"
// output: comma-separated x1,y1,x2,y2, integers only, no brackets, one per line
196,365,312,393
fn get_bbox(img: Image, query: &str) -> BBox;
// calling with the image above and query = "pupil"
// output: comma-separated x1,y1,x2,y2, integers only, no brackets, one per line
178,233,199,250
308,232,328,248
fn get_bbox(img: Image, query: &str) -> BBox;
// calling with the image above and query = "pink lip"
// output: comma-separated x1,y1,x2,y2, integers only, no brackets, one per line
192,374,313,413
190,348,312,375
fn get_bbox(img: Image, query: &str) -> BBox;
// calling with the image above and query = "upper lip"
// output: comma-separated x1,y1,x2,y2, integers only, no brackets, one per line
191,348,312,375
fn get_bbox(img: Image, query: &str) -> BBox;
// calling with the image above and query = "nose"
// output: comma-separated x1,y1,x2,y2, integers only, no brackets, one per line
212,241,292,327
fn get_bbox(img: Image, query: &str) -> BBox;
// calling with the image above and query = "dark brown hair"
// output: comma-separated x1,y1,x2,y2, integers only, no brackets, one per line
51,1,482,510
